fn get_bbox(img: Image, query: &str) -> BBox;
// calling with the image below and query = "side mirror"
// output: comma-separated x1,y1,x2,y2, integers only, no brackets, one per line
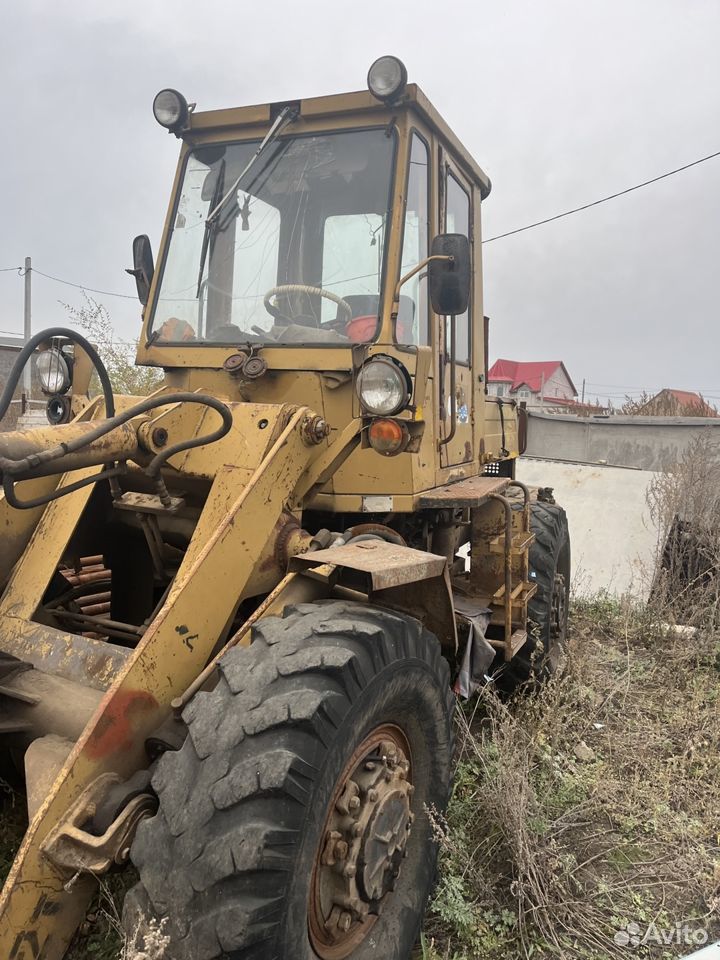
126,234,155,306
428,233,470,316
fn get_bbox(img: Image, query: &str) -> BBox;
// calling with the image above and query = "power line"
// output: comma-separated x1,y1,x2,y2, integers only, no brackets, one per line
2,145,718,298
32,268,138,300
482,148,720,244
586,381,720,394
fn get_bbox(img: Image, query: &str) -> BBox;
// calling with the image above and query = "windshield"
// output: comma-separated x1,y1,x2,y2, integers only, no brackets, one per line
150,128,398,346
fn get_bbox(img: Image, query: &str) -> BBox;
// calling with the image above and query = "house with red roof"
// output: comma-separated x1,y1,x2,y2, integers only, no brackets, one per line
636,389,717,417
487,359,583,412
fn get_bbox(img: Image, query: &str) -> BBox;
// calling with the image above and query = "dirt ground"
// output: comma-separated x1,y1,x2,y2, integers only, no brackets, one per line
1,597,718,959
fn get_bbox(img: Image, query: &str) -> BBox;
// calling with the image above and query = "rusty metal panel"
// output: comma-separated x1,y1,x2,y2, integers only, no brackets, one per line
0,617,129,692
373,563,458,654
292,541,446,590
416,475,510,508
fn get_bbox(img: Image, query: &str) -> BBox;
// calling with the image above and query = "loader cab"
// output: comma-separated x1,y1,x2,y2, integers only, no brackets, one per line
134,59,499,501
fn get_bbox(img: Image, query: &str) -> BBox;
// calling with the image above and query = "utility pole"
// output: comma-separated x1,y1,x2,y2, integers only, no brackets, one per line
540,372,545,413
581,378,586,404
22,256,32,410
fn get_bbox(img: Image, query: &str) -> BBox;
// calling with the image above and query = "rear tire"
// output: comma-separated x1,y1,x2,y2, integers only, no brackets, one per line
123,600,454,960
499,499,571,690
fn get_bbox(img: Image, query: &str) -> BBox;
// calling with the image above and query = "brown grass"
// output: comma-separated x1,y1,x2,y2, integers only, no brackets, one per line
646,435,720,629
420,598,720,959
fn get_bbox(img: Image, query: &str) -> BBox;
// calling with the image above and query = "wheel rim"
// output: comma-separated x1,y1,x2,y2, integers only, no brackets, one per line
308,724,414,959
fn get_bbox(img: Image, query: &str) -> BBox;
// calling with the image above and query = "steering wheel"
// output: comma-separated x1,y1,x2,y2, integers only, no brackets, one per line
263,284,353,327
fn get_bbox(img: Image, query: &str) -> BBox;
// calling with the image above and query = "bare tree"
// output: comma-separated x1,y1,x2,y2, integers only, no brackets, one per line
63,293,162,396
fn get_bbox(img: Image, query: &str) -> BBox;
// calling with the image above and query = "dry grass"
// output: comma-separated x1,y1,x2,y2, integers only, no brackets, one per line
420,598,720,959
646,435,720,630
1,601,718,960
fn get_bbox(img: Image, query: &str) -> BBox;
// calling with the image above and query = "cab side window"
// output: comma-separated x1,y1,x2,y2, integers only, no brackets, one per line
398,133,430,344
445,173,471,363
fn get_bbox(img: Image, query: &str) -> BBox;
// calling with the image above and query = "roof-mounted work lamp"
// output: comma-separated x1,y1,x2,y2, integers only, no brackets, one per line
152,88,189,134
367,56,408,104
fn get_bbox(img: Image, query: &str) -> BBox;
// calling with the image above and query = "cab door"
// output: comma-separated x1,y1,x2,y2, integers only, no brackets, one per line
439,155,474,468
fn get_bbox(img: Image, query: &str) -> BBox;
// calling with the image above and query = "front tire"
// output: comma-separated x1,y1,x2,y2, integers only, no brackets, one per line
124,600,454,960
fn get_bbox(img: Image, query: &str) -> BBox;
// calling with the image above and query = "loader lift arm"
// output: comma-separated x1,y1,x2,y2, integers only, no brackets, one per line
0,403,362,960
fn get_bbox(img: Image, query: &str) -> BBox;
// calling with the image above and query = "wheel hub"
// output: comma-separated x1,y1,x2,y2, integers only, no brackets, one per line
309,726,413,959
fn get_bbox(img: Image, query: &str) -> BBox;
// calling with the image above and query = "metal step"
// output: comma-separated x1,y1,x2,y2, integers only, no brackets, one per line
488,629,528,658
488,531,535,555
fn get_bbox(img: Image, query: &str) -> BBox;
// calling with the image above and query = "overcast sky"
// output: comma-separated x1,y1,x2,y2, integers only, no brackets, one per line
1,0,718,405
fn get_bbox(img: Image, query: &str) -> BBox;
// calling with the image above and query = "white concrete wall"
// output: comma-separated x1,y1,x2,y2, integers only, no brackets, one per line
526,411,720,471
517,458,660,599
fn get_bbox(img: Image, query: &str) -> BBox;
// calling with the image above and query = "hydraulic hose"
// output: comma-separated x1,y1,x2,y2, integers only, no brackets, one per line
0,326,234,509
3,466,128,511
2,393,233,509
0,393,233,478
0,326,115,422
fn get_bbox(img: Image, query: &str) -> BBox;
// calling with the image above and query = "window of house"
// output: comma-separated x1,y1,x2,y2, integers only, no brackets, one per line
519,389,530,399
496,383,505,397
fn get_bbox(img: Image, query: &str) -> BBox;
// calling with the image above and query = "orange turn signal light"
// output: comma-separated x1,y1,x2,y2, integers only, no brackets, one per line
368,418,409,456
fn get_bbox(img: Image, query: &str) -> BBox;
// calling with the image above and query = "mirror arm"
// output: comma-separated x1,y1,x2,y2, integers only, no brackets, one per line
393,254,453,305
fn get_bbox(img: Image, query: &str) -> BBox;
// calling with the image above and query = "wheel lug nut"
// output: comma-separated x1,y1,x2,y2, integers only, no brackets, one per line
368,789,378,802
407,785,415,796
343,864,356,878
352,823,363,837
349,797,360,811
337,911,352,932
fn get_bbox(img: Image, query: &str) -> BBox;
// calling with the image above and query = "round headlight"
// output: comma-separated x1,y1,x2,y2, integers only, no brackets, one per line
367,56,408,103
357,357,409,416
37,348,71,395
153,88,189,131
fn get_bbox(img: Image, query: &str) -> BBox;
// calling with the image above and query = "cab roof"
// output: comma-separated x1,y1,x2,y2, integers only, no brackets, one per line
185,84,492,199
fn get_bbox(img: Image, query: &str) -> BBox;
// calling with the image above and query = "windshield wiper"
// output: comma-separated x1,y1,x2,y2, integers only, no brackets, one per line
195,104,298,299
206,104,299,225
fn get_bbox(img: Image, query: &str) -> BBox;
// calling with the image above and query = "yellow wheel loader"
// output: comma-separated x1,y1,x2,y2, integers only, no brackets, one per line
0,56,570,960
